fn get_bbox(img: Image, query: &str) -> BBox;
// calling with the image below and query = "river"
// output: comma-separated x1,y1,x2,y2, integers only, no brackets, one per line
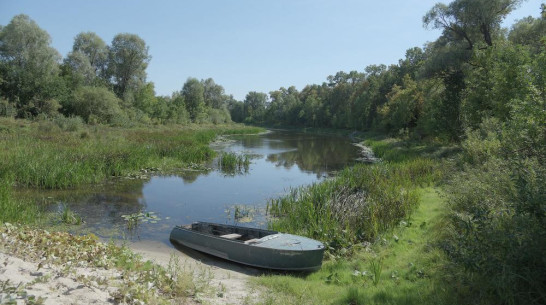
29,130,361,246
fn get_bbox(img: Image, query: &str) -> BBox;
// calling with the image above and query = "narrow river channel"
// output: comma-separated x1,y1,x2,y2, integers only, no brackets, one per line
27,130,362,246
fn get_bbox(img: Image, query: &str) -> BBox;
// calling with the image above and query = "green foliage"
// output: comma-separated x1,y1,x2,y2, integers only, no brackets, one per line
443,97,546,304
182,77,206,121
243,91,268,123
0,174,42,224
462,42,536,129
219,152,250,174
108,33,150,99
0,120,244,189
58,203,83,225
257,189,455,305
71,31,108,78
268,159,434,255
0,14,62,117
70,86,126,124
379,75,423,132
509,13,546,55
121,211,161,231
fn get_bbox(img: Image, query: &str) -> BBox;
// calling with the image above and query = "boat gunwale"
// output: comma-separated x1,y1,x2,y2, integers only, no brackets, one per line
171,224,325,253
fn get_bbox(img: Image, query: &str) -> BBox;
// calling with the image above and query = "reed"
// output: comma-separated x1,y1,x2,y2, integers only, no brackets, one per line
0,119,258,189
268,136,445,255
219,152,250,173
0,174,42,224
58,203,83,225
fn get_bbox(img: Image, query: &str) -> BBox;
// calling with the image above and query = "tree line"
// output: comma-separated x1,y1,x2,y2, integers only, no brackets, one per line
0,15,233,125
230,1,545,141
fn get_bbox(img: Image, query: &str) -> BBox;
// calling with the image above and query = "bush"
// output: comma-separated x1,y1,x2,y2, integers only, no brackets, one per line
443,113,546,304
0,98,17,117
53,115,85,132
70,86,126,124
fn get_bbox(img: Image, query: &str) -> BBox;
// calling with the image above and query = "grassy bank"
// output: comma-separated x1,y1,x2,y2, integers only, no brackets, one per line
258,188,452,305
267,134,449,255
260,135,456,304
0,118,262,189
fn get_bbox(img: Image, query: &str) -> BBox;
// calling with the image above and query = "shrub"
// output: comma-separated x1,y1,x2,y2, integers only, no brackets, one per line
70,86,126,124
53,115,85,132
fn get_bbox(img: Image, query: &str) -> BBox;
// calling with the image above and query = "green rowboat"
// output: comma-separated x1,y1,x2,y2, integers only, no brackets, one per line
169,222,325,271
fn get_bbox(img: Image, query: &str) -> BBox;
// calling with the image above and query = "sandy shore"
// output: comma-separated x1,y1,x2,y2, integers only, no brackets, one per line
0,237,262,305
0,222,264,305
128,240,264,305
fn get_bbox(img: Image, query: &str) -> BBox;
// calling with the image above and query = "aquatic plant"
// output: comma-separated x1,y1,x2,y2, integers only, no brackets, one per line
58,203,83,225
121,211,161,231
219,152,250,174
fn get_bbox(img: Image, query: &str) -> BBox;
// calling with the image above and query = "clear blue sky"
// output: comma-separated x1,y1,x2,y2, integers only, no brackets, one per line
1,0,543,100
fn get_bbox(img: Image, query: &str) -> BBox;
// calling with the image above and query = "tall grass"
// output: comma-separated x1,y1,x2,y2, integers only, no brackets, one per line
219,152,250,173
268,135,446,255
0,119,259,189
268,162,425,254
0,174,42,224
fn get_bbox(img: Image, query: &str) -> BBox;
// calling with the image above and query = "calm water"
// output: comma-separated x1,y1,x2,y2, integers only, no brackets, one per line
33,130,361,245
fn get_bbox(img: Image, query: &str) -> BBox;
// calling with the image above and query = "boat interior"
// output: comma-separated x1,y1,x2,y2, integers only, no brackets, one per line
185,222,278,244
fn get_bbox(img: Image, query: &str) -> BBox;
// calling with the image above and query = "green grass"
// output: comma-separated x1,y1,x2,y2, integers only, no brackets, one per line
259,135,457,304
0,118,261,189
0,174,43,224
266,135,445,255
219,152,250,173
257,188,454,305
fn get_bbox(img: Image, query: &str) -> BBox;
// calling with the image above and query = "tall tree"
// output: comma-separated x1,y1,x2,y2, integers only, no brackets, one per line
182,77,205,121
423,0,523,49
509,5,546,55
107,33,150,100
244,91,268,123
0,14,62,116
201,78,226,109
72,32,108,78
62,51,96,87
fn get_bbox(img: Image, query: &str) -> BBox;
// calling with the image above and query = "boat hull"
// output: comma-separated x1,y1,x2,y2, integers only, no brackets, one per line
169,223,325,271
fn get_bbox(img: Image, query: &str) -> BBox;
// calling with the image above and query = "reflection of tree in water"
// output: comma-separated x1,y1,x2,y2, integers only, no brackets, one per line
265,133,358,176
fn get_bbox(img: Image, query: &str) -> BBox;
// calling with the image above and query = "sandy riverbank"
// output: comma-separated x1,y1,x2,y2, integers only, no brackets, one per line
0,224,262,305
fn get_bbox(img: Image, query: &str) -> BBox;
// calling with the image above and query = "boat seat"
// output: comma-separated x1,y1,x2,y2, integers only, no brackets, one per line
220,233,242,240
244,238,261,244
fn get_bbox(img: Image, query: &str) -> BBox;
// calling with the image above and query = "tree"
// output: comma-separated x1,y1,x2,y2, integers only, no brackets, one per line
227,99,245,123
0,14,62,116
107,33,150,100
379,75,423,131
182,78,205,121
244,91,268,123
72,32,108,78
509,7,546,55
134,82,158,115
423,0,523,48
62,51,96,87
201,78,226,109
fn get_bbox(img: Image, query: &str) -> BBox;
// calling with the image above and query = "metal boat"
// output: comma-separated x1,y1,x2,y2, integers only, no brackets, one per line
169,222,325,271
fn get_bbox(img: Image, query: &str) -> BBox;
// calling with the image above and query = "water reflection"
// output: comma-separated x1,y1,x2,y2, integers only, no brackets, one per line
23,130,360,244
